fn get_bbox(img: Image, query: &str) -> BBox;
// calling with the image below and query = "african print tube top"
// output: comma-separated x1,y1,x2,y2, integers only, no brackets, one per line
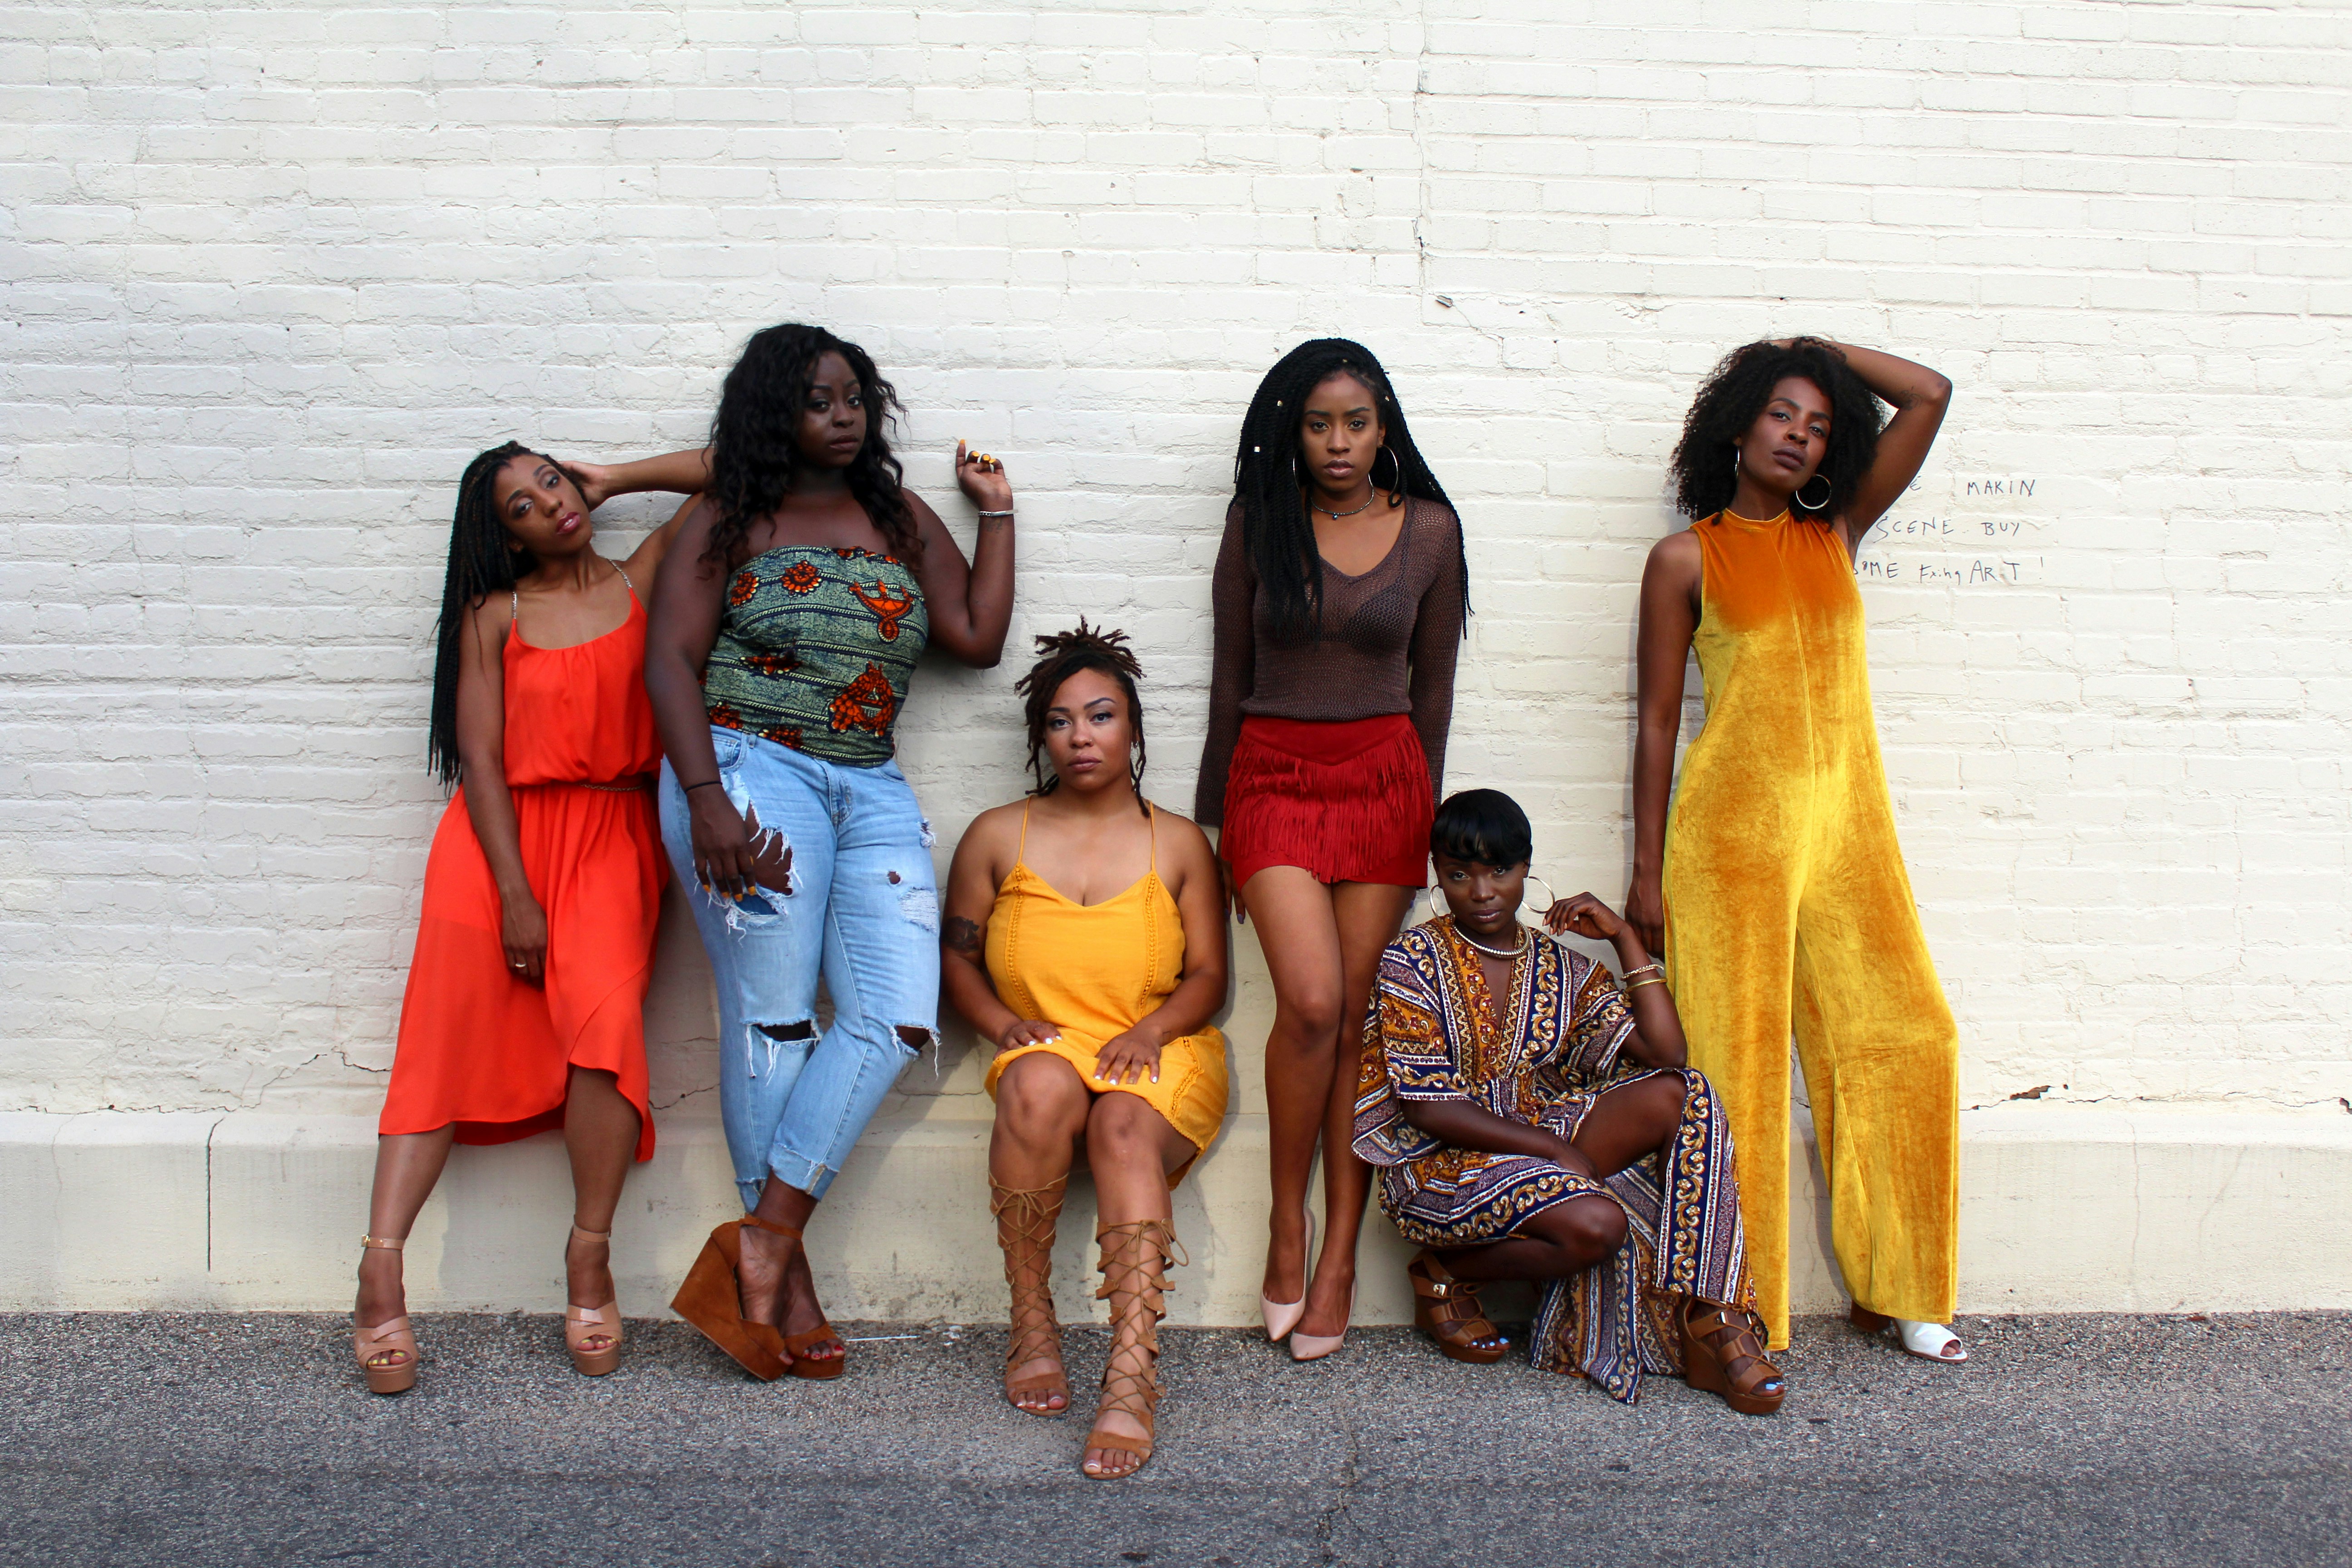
703,545,929,767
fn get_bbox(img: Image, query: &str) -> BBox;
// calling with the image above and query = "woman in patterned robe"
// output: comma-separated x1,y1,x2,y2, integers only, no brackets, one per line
1352,789,1786,1411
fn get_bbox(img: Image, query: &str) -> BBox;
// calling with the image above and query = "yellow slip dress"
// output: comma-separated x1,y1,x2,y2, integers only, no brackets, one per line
1663,510,1959,1349
982,803,1231,1182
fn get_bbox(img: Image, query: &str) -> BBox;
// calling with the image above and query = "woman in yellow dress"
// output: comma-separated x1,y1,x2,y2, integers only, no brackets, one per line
941,623,1231,1480
1627,336,1964,1362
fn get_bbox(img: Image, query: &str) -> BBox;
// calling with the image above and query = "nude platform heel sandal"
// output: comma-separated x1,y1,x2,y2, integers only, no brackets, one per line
563,1223,625,1377
353,1234,418,1396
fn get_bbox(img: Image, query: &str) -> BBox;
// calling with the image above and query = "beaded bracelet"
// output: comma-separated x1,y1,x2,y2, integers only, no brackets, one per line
978,509,1015,518
1621,961,1663,980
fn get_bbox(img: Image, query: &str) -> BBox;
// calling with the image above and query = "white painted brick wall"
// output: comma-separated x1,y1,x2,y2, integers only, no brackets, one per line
4,1,2347,1127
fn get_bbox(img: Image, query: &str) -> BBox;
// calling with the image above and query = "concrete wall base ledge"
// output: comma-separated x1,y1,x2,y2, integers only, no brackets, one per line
3,1105,2345,1323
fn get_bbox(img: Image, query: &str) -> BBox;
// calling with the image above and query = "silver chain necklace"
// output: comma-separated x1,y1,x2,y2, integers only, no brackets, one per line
1314,492,1379,520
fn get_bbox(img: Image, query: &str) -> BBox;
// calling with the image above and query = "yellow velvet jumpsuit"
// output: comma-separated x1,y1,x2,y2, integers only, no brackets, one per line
1662,510,1958,1350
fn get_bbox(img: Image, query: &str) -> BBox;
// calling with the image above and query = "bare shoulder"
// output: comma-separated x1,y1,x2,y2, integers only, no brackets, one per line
956,800,1028,859
1150,804,1215,868
1647,528,1700,569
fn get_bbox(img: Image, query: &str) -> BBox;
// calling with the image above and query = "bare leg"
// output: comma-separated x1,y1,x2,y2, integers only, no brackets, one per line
990,1054,1092,1413
1081,1093,1195,1480
356,1127,455,1368
1437,1194,1628,1284
560,1067,642,1352
1302,880,1412,1338
1238,867,1345,1314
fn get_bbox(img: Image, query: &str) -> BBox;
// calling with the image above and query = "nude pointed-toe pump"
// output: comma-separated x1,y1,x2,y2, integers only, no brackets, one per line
1259,1207,1314,1343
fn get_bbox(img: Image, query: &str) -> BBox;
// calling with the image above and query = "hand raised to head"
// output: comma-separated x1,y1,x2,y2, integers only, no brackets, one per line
1542,892,1627,943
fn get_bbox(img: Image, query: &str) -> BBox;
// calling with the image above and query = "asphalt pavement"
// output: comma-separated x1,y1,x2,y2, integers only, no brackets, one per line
2,1310,2344,1567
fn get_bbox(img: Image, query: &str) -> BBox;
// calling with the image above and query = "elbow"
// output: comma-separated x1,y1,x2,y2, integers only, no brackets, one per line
1919,371,1953,407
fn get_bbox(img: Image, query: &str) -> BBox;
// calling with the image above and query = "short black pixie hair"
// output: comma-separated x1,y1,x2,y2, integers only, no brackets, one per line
1431,789,1532,869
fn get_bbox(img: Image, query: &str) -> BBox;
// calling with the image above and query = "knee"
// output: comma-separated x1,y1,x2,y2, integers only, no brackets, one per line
1271,985,1347,1048
996,1061,1083,1137
1556,1195,1628,1259
1642,1073,1688,1125
1084,1095,1161,1161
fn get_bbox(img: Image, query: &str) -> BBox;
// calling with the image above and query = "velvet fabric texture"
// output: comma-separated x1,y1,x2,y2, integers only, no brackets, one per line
1662,510,1959,1350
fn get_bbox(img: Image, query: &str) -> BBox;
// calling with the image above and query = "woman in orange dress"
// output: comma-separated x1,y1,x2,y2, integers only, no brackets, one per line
354,441,707,1394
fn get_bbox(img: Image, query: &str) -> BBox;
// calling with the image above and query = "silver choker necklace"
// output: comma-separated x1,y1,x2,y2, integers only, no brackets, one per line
1454,921,1528,960
1315,492,1378,520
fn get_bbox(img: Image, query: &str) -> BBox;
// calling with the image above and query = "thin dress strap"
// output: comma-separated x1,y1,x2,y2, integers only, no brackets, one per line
1146,801,1158,876
1014,800,1031,869
509,589,518,622
612,560,635,600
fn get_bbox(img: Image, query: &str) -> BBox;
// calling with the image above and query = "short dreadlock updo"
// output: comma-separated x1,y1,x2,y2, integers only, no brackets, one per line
1013,620,1148,811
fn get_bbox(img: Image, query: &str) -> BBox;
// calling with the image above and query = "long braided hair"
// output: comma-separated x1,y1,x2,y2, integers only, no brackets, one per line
428,441,582,787
1667,338,1885,521
701,323,921,569
1231,338,1466,634
1013,620,1149,812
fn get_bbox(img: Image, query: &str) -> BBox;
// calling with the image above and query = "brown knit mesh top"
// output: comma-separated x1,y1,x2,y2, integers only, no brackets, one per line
1194,495,1465,827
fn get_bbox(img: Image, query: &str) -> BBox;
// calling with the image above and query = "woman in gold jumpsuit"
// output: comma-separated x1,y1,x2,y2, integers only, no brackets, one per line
1626,338,1965,1362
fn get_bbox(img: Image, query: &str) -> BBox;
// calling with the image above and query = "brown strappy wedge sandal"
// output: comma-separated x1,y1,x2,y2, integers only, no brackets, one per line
353,1234,418,1396
1681,1298,1788,1416
563,1223,624,1377
740,1215,846,1381
670,1219,789,1382
1406,1250,1510,1364
1083,1218,1186,1480
991,1176,1071,1417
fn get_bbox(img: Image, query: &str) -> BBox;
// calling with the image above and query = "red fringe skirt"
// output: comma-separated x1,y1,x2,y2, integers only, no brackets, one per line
1221,713,1433,890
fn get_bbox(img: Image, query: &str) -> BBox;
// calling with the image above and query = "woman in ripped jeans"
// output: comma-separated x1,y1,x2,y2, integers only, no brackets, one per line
646,323,1016,1379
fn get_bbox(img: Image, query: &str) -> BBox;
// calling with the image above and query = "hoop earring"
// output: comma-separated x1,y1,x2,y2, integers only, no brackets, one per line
1730,446,1741,480
1426,885,1446,923
1521,873,1557,916
1372,443,1402,495
1793,474,1833,512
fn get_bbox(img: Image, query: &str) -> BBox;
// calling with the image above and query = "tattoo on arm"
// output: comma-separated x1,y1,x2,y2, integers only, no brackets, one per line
942,916,984,960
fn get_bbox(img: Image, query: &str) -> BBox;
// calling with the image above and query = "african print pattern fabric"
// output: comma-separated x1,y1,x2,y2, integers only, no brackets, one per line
703,546,928,768
1352,917,1756,1402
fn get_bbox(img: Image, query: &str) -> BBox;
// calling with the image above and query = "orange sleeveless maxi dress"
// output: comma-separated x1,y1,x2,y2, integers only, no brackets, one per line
379,586,666,1160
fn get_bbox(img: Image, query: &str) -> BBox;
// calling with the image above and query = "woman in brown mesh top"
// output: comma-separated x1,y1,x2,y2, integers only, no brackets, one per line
1196,338,1467,1359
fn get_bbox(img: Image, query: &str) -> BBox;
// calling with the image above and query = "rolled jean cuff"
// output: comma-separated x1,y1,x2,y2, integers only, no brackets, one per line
765,1147,837,1203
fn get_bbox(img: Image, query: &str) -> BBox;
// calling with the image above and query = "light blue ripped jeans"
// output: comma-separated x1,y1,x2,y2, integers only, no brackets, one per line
660,728,940,1206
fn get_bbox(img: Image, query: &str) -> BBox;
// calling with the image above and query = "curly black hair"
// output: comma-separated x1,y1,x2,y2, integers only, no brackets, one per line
1232,338,1467,633
1667,338,1885,521
1012,619,1149,811
427,441,583,787
702,323,920,568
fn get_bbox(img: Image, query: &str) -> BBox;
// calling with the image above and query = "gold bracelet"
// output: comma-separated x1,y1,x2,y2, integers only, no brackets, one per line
1624,975,1667,992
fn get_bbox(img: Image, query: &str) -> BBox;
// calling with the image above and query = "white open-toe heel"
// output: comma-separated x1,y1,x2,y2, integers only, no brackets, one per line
1851,1305,1967,1362
1259,1206,1315,1343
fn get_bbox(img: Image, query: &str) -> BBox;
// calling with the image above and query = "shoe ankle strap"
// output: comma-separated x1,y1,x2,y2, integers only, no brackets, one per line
742,1214,805,1241
360,1234,405,1252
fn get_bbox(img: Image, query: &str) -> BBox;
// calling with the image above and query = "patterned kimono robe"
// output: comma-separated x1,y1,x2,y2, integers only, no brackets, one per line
1352,916,1756,1402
